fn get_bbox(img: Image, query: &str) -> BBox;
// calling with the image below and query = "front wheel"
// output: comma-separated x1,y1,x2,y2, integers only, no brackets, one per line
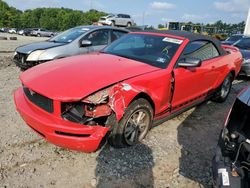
108,98,153,148
212,73,233,103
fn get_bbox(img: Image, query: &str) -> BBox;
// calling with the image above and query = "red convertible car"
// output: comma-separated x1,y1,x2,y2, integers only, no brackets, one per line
14,30,243,152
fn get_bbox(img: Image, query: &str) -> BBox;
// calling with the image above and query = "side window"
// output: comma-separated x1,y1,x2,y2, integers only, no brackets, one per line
183,41,220,61
83,30,109,46
111,30,127,42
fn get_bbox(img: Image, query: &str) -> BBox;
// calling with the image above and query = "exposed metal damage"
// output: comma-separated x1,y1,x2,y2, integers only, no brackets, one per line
61,83,141,127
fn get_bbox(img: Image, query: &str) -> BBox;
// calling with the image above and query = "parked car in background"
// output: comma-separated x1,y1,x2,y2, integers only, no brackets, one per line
0,28,10,33
14,26,129,70
8,28,17,34
17,29,24,35
22,28,34,36
30,28,54,37
222,34,244,45
233,37,250,77
212,85,250,188
98,14,134,27
14,30,242,152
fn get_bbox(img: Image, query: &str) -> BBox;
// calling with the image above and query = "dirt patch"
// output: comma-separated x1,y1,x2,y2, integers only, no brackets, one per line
0,54,249,188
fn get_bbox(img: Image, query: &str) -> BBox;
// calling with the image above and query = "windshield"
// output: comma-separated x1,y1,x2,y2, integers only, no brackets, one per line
103,34,182,68
49,27,89,43
234,38,250,50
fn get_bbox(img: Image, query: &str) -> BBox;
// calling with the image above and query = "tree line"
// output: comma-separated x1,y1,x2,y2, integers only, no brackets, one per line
0,0,107,31
0,0,246,34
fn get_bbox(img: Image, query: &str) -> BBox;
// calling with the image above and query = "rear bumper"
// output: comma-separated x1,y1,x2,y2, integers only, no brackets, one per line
14,87,109,153
239,64,250,77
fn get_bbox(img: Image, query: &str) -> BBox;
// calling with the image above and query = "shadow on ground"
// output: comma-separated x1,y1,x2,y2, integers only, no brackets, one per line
177,79,249,187
95,144,154,188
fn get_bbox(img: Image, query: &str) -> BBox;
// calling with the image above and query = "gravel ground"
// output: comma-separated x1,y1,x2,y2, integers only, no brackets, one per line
0,37,249,188
0,33,46,53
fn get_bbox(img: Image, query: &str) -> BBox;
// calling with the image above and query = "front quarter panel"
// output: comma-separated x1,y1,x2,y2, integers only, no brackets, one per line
110,69,172,120
38,43,79,60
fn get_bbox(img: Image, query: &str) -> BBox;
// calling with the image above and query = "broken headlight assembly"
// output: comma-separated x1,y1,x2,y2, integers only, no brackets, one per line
61,87,113,126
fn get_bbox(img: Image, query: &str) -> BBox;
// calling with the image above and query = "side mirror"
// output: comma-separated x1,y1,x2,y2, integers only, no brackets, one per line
178,57,202,67
80,40,92,47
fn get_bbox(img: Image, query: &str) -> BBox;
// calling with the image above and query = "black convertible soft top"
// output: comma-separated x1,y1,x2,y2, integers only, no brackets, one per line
141,30,227,55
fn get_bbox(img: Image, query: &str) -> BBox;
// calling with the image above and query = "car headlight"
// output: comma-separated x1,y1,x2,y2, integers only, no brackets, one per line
26,50,45,61
243,58,250,64
82,87,112,104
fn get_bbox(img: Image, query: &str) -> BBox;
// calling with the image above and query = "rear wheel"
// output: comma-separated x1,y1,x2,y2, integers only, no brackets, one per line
127,22,132,27
212,73,233,103
108,98,153,148
111,21,115,27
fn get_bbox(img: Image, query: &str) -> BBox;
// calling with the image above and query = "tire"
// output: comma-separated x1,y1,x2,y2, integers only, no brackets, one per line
37,34,41,37
127,22,132,27
108,98,153,148
111,21,115,27
9,37,17,40
212,73,233,103
0,36,7,40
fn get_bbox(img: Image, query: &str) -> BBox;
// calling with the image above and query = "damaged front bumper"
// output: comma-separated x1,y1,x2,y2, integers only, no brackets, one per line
14,87,109,152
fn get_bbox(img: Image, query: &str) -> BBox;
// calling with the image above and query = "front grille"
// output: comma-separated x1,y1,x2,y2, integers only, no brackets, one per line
23,87,54,113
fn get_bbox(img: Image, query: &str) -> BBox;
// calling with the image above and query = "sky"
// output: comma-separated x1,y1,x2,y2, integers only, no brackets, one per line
3,0,250,26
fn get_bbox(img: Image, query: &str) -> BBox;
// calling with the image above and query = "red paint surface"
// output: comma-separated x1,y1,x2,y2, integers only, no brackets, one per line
14,33,242,152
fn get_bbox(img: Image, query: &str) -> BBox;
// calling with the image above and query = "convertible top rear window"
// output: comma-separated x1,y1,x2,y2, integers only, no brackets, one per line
183,40,220,61
103,33,181,68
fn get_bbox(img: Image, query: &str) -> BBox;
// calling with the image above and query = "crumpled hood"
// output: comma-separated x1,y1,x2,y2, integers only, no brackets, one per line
20,53,160,101
16,41,66,54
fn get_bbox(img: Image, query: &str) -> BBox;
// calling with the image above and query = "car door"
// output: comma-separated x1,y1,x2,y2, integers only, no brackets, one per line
116,14,123,26
120,15,127,26
79,29,110,54
171,40,221,111
40,29,45,36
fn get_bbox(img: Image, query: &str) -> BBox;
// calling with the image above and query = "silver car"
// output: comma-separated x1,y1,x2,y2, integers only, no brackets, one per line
30,28,54,37
98,14,134,27
14,26,129,70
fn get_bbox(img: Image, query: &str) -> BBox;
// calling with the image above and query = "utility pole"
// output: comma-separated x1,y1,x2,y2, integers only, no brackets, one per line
244,7,250,35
